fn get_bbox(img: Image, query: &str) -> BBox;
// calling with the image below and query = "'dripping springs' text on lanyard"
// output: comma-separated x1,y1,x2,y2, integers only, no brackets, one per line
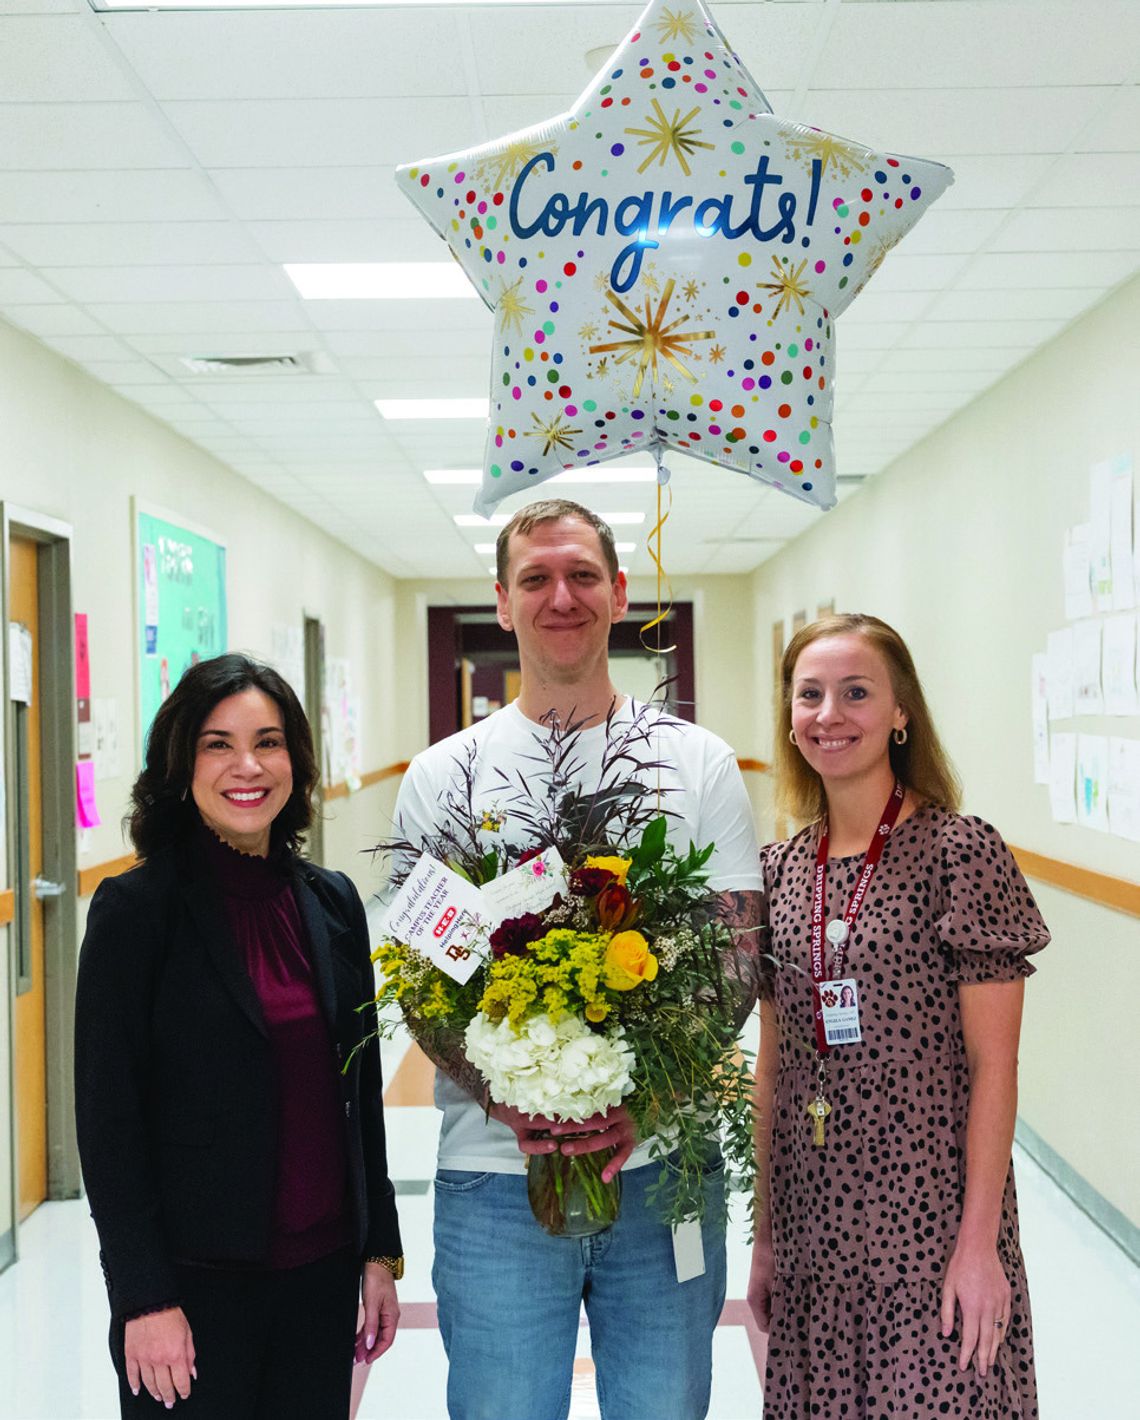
805,780,904,1147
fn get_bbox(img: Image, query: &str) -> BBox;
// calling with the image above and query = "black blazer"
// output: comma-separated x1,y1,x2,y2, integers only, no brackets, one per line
74,840,401,1320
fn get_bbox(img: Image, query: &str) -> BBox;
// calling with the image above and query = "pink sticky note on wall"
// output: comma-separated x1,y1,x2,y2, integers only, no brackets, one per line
76,760,102,828
75,613,91,700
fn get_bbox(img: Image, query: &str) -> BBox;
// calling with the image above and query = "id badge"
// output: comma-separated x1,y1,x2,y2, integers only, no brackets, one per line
818,977,862,1046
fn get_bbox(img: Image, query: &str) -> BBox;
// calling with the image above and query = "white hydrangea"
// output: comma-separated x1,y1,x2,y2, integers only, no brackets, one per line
464,1012,635,1121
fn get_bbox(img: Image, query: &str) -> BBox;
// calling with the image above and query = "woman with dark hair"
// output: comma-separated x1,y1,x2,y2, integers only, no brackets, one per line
749,614,1047,1418
75,653,401,1418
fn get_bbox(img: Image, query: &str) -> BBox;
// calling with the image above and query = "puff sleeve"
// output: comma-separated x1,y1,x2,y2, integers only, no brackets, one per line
935,815,1050,983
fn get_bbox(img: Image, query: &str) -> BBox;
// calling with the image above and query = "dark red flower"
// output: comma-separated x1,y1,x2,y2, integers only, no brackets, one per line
568,866,615,897
596,881,640,930
516,846,545,866
490,912,545,959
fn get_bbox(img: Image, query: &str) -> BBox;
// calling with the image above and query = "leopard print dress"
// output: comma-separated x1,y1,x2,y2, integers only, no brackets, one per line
758,806,1048,1419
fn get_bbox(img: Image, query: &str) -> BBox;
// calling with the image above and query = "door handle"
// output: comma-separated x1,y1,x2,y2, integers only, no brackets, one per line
33,876,67,900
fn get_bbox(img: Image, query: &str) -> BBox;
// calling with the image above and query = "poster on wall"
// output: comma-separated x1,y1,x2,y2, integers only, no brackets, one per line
134,501,227,759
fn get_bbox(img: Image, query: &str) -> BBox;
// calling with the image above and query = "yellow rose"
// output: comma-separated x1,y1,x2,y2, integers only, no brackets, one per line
603,931,659,991
586,855,633,886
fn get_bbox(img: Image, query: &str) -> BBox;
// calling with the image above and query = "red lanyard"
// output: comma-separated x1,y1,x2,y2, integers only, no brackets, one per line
810,781,904,1054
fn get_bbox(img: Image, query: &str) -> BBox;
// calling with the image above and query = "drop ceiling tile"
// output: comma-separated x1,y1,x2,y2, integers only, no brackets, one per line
0,103,190,170
934,154,1054,210
987,206,1140,253
958,250,1137,290
839,287,933,323
1075,81,1140,154
858,252,972,293
898,317,1066,348
44,264,294,304
125,330,317,356
478,94,592,139
85,300,307,335
245,218,436,264
1032,152,1140,207
165,98,472,170
89,359,172,384
874,345,1028,376
0,268,64,302
889,206,1008,255
814,2,1137,89
38,332,142,361
340,356,490,385
800,86,1103,160
192,379,360,407
2,303,101,337
0,170,226,223
208,167,404,223
927,285,1104,322
467,5,669,95
0,15,138,101
298,298,490,336
0,220,265,267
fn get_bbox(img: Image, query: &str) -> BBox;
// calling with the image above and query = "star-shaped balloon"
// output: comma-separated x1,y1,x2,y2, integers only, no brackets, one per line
397,0,953,514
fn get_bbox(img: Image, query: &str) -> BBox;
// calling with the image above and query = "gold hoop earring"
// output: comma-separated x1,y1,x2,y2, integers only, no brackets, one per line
892,727,908,746
788,729,798,746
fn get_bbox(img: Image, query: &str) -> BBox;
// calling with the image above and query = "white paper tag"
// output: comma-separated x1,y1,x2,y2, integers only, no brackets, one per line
380,854,489,984
480,846,568,924
671,1220,705,1284
818,977,862,1046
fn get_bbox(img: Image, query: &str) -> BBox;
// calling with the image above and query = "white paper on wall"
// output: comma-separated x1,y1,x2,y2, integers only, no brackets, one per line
1108,737,1140,843
1031,653,1050,785
1089,460,1114,611
1102,614,1139,716
1075,734,1110,831
1046,628,1075,720
1109,457,1135,611
92,698,122,780
1048,732,1077,823
8,623,32,704
271,624,306,700
1063,524,1093,620
1073,620,1104,715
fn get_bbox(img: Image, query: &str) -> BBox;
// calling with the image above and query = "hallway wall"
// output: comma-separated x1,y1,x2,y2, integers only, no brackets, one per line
746,273,1140,1228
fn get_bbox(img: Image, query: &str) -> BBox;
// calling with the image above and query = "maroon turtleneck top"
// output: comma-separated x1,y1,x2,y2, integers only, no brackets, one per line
202,826,351,1268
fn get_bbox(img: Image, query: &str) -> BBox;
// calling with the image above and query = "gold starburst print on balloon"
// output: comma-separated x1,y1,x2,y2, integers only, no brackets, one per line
656,7,700,43
589,279,715,398
625,99,713,177
496,277,534,335
525,411,583,457
477,137,559,192
781,125,870,180
760,256,811,318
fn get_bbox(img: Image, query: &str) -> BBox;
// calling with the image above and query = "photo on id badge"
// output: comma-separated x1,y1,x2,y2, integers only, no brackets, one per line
818,978,861,1045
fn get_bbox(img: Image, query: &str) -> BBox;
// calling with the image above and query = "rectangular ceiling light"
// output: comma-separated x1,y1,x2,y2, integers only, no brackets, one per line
377,398,489,421
424,466,659,485
285,263,475,301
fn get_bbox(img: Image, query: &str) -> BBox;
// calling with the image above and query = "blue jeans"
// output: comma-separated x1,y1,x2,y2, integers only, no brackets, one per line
432,1159,727,1420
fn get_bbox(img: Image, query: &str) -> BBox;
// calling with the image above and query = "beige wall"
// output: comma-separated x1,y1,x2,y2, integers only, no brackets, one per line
747,275,1140,1224
0,317,402,1243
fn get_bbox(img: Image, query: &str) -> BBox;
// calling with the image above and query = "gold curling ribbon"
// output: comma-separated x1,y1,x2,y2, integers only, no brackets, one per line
639,454,676,655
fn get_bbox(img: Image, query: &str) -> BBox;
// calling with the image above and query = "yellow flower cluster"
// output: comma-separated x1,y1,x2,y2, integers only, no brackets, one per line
372,941,457,1021
478,928,612,1028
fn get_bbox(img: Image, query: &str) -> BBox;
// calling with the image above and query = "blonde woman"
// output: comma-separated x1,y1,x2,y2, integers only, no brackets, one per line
749,614,1047,1418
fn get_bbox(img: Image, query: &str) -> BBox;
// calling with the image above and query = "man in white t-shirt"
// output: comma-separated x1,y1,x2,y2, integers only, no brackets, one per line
393,499,762,1420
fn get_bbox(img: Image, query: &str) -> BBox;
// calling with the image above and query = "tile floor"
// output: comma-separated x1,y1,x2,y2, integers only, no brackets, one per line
2,1030,1137,1419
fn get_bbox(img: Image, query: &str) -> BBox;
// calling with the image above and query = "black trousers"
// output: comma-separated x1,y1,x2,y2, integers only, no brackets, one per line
113,1248,360,1420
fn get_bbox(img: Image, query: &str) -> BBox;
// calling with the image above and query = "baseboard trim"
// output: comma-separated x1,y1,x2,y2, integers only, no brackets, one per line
1016,1117,1139,1266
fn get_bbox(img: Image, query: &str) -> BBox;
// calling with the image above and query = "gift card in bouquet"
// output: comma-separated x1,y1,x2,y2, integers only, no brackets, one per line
381,854,488,984
480,846,568,925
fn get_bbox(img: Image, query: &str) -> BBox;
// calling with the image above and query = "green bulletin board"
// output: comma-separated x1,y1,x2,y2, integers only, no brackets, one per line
136,503,227,756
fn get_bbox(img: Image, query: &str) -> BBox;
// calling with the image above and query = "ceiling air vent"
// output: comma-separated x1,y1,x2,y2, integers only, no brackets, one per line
180,353,329,376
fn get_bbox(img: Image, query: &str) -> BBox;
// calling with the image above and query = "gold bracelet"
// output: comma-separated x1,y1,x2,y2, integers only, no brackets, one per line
365,1254,404,1280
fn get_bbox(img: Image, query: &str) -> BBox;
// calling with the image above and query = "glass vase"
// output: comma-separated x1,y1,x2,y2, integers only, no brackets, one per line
526,1141,622,1237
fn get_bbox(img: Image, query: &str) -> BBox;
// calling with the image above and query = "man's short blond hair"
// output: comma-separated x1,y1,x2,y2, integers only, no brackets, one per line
495,498,619,585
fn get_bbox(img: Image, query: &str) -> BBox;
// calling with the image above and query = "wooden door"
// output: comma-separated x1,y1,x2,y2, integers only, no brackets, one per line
10,535,47,1220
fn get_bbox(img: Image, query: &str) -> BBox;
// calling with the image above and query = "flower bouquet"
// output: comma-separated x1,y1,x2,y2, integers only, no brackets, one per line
372,704,756,1234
